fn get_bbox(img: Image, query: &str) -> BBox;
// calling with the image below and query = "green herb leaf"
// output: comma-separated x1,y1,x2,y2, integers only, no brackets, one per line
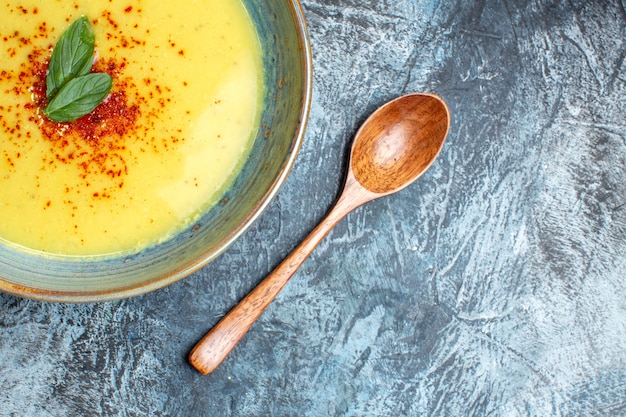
46,16,96,100
43,16,113,123
43,73,112,122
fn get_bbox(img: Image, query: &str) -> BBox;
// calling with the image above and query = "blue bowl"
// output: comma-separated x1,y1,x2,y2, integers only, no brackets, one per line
0,0,312,302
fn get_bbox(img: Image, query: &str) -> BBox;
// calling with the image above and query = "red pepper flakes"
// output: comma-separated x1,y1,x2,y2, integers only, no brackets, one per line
29,55,141,168
1,8,186,200
100,10,118,29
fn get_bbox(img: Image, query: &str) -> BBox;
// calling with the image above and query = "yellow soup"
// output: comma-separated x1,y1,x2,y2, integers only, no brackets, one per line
0,0,263,256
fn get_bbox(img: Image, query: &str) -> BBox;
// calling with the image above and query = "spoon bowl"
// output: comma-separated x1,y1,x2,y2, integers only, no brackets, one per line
351,94,450,195
189,93,450,375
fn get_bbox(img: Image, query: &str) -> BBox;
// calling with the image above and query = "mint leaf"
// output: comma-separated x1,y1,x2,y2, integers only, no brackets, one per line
43,16,113,123
46,16,96,100
43,73,112,122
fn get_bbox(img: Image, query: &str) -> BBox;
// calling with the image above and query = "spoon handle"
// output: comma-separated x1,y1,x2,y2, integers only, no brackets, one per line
188,185,366,375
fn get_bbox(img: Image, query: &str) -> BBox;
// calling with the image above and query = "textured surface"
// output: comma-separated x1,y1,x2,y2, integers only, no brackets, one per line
1,1,626,416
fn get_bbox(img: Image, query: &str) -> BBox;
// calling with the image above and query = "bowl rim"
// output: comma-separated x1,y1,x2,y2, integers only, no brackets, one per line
0,0,313,302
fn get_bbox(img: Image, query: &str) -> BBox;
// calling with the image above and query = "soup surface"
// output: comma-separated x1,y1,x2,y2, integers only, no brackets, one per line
0,0,263,256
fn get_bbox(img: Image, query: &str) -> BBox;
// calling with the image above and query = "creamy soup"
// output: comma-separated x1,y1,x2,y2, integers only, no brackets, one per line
0,0,263,256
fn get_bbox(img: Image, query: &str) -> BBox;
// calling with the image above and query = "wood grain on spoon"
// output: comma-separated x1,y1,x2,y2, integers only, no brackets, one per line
189,93,450,375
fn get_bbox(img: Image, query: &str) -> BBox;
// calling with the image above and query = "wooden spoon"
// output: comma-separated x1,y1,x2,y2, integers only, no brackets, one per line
189,93,450,375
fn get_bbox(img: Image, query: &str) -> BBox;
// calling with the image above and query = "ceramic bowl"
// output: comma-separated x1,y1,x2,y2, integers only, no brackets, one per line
0,0,312,302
